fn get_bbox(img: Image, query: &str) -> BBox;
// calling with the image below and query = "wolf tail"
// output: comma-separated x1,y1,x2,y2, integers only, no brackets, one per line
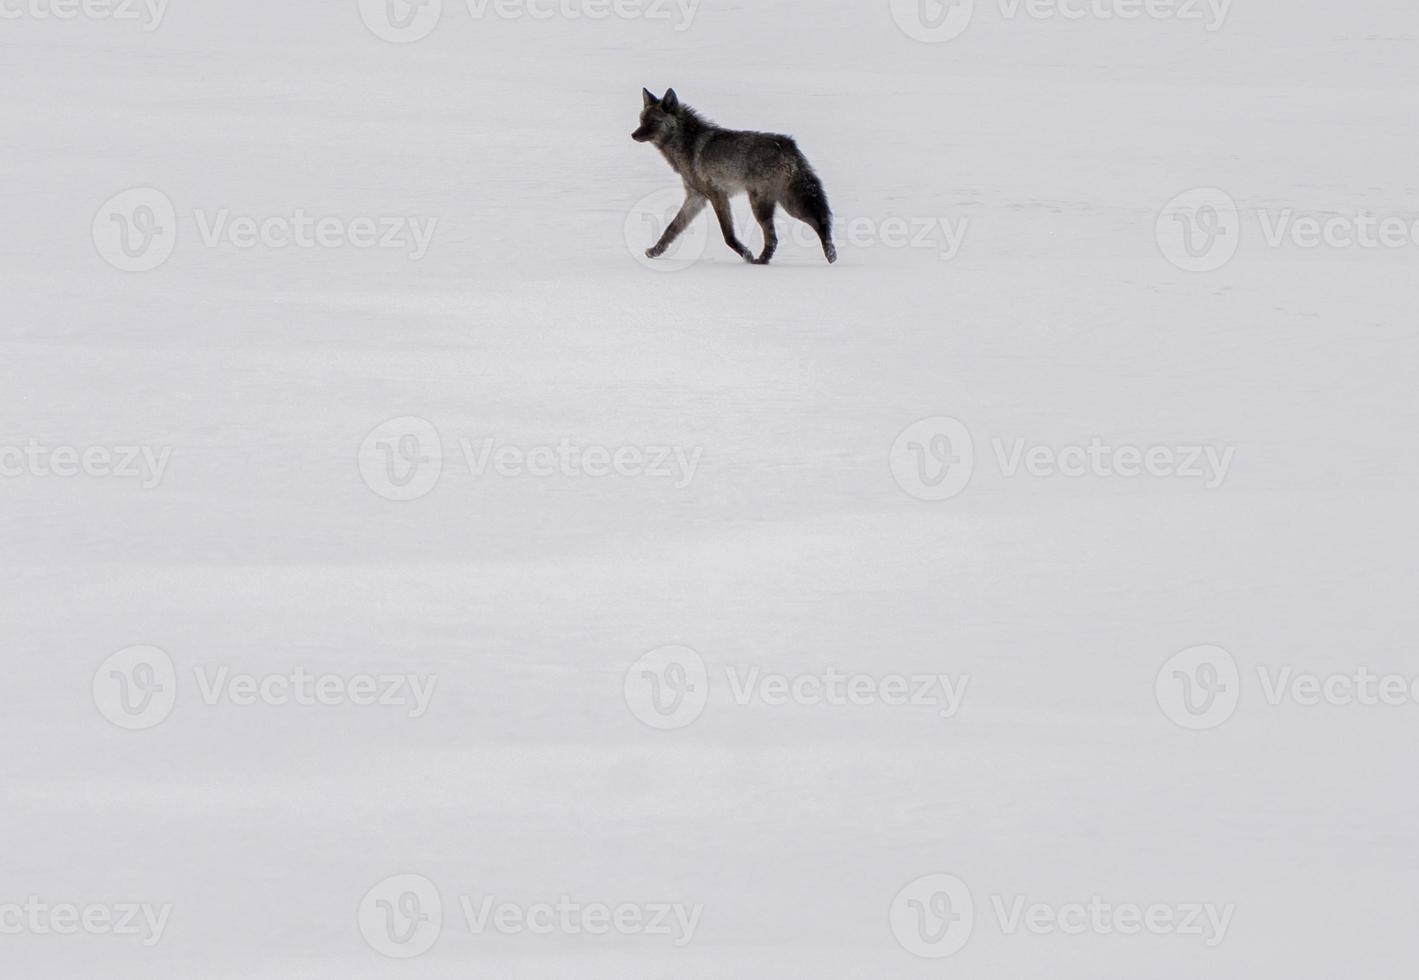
787,165,837,264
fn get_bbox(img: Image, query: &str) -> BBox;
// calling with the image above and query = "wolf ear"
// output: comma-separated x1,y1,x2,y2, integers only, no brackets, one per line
642,87,658,108
661,88,679,111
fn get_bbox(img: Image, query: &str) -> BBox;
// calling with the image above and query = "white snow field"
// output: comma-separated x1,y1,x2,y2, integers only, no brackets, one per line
3,0,1418,976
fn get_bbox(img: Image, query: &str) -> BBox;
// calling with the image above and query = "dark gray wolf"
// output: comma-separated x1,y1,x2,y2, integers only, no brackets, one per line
632,88,836,265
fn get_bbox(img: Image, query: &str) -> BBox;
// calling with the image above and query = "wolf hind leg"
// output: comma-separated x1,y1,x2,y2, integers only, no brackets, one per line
784,172,836,264
710,194,755,263
749,193,778,265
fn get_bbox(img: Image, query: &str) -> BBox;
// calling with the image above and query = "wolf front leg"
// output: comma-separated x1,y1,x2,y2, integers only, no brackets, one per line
646,192,707,259
710,194,755,263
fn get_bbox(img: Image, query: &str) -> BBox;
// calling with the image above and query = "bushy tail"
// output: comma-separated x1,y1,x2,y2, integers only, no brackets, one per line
787,166,837,264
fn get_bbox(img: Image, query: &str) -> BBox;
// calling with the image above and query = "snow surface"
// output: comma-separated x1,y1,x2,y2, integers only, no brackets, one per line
2,0,1418,976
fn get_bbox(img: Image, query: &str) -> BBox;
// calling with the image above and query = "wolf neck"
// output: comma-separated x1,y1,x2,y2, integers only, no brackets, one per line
658,105,714,168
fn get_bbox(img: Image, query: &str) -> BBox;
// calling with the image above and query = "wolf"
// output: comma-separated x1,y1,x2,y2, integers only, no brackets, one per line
632,88,836,266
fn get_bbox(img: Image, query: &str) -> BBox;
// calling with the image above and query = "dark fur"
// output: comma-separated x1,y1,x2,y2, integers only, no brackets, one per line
633,88,836,265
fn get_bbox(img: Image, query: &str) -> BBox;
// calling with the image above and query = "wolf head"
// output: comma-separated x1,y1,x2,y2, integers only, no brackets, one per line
631,87,682,145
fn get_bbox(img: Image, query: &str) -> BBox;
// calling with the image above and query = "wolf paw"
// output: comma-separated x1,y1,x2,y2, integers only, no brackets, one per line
645,247,663,259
